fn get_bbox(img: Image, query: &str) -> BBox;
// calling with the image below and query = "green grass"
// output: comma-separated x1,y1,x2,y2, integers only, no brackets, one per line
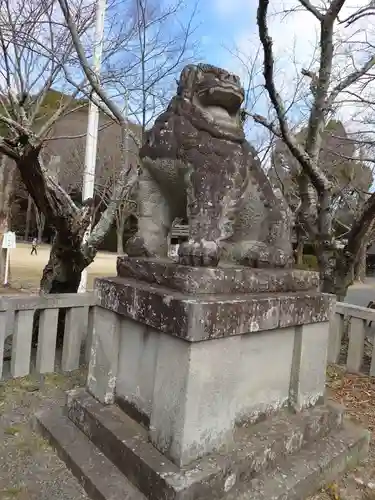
0,486,26,498
4,426,21,436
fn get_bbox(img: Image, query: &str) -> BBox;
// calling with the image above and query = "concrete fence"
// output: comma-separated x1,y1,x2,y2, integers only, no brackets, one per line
328,302,375,375
0,293,96,380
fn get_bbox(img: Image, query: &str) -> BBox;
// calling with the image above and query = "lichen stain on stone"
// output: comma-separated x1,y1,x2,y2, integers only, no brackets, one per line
89,338,97,364
284,432,303,453
87,371,97,386
162,295,173,306
224,472,237,492
301,391,323,409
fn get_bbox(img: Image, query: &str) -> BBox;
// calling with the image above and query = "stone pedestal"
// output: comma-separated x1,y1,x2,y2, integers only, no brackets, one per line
89,258,332,467
36,257,369,500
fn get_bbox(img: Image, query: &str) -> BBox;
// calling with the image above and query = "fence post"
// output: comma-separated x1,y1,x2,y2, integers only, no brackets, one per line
11,310,34,378
370,339,375,377
328,313,344,363
85,306,95,364
61,307,86,372
347,317,366,373
36,308,59,374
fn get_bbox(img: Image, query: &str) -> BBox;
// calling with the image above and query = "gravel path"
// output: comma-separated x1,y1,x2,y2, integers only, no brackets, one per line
0,370,89,500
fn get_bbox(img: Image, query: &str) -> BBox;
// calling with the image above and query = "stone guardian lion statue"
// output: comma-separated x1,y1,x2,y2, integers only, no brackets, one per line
126,63,292,268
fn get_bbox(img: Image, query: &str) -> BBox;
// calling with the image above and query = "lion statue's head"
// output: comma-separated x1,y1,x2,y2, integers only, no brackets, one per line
176,63,245,132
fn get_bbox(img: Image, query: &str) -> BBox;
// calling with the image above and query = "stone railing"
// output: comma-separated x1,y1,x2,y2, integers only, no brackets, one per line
328,302,375,375
0,293,96,380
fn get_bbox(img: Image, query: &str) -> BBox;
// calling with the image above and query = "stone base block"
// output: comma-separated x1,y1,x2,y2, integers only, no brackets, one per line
36,389,370,500
117,256,320,294
94,276,333,341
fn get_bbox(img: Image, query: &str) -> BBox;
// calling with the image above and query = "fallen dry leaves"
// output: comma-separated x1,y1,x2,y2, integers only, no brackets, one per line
308,365,375,500
326,364,375,437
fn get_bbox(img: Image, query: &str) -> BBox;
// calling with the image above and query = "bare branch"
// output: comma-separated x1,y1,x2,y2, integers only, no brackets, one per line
329,55,375,104
58,0,128,128
256,0,330,192
297,0,324,20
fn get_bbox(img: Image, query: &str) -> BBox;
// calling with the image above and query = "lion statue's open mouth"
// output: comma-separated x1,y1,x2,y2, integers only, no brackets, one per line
180,64,245,128
197,84,244,114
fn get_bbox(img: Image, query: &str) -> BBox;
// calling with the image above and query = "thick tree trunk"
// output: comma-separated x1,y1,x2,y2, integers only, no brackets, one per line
25,195,32,241
36,212,45,243
317,248,337,295
15,146,92,294
15,144,137,296
39,233,96,294
319,249,358,301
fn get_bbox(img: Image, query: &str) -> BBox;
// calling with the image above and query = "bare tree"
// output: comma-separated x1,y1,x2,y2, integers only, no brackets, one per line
94,155,138,254
269,120,373,255
251,0,375,298
99,0,199,138
65,136,138,254
0,0,198,293
0,0,140,293
56,0,199,251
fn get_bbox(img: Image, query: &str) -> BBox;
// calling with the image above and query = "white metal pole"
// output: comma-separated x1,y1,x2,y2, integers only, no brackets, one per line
78,0,107,293
3,248,9,286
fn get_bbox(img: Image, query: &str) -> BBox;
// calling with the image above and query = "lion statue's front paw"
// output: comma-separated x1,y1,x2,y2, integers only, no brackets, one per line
178,240,220,267
232,241,293,268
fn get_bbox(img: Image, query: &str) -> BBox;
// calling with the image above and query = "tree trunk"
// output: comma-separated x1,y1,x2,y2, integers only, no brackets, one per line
295,240,304,266
15,143,137,296
15,146,92,294
317,247,337,295
0,156,14,283
117,227,124,254
354,243,367,282
116,212,126,255
25,195,32,241
33,201,46,243
320,249,358,301
36,212,46,243
39,232,96,294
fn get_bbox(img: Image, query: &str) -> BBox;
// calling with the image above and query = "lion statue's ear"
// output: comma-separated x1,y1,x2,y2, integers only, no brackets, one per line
177,64,199,100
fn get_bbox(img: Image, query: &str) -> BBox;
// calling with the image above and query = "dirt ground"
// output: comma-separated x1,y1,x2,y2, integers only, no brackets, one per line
0,364,374,499
1,242,117,293
0,369,89,500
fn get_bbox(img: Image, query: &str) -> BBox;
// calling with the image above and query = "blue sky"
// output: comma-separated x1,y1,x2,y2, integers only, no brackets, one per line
194,0,257,68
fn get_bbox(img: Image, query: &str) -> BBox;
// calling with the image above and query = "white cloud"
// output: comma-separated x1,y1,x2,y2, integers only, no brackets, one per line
216,0,375,136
